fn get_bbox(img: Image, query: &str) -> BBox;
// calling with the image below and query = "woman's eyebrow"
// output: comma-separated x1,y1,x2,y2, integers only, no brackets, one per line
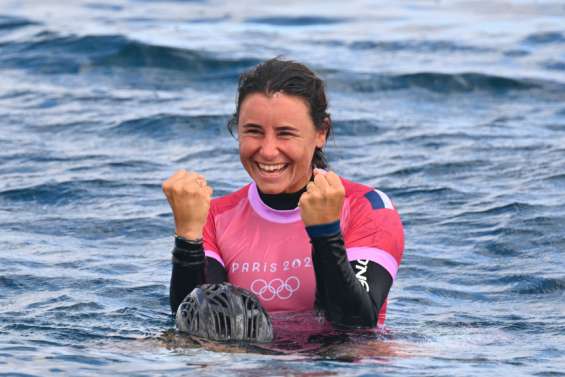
275,125,300,132
241,123,263,129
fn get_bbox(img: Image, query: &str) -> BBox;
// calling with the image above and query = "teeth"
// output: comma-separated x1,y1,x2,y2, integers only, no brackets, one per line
258,163,286,172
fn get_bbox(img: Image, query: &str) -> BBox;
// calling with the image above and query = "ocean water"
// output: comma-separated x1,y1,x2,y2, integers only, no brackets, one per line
1,0,564,375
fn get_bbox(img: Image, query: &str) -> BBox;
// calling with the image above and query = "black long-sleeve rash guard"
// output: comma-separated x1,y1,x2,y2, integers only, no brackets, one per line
169,236,226,314
169,188,393,328
309,228,392,328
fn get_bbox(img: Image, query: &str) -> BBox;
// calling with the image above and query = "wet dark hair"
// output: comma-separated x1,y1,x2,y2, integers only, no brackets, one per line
228,58,331,169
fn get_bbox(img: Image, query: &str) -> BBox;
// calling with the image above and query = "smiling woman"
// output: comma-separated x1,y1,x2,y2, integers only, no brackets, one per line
237,92,326,194
162,58,404,339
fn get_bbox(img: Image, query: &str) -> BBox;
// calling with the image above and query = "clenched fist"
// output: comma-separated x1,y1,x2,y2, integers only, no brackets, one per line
298,169,345,226
162,170,213,239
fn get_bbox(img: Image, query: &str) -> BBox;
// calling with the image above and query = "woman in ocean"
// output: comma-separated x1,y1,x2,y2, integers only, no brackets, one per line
163,58,404,328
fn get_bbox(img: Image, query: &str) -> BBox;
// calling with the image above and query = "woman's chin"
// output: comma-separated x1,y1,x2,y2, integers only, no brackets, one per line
255,181,287,194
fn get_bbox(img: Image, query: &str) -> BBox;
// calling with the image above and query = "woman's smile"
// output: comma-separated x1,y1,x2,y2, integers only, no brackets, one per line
255,162,288,173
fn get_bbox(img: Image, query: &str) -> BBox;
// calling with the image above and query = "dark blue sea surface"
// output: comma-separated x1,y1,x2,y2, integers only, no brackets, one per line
1,0,564,375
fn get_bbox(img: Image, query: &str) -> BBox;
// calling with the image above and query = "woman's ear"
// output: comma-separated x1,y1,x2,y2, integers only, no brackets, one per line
316,117,330,148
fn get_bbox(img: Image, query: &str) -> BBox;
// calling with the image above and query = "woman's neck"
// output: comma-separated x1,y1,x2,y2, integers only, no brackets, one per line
257,186,307,210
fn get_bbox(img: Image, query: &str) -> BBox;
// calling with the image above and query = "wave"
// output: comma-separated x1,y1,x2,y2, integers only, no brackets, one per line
555,108,565,117
344,71,539,93
427,315,509,329
245,16,347,26
2,321,132,342
503,48,530,58
173,146,238,164
0,32,259,78
0,179,122,205
46,302,105,312
491,275,565,295
349,39,490,53
409,286,490,302
479,240,521,257
128,0,207,2
398,131,478,146
387,160,490,177
543,60,565,72
447,202,538,227
469,202,536,217
331,119,382,136
0,153,111,174
25,294,73,310
109,114,230,140
522,31,565,45
99,160,164,172
0,274,67,293
0,15,39,31
4,216,170,240
392,186,465,200
542,173,565,185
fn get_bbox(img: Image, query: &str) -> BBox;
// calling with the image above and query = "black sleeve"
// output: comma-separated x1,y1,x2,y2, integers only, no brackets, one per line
311,232,393,328
206,258,228,284
169,237,227,314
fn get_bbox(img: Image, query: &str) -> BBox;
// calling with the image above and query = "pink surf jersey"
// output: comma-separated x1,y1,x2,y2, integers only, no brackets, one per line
203,177,404,326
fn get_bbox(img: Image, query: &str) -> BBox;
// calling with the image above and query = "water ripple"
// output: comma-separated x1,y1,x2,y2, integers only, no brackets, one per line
110,114,228,140
0,179,123,205
522,31,565,45
0,15,39,31
349,40,491,53
245,16,347,26
347,72,539,93
0,33,259,78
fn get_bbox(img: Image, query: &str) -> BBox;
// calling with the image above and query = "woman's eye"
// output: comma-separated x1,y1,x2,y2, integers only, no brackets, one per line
278,131,296,138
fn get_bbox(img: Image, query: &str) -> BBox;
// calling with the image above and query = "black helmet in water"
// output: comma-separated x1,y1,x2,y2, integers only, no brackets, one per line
176,283,274,342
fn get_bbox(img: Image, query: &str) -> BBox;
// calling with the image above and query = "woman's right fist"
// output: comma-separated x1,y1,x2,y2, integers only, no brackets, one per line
162,170,213,239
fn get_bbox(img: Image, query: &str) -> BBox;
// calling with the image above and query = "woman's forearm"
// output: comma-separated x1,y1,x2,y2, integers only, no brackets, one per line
169,237,227,314
308,225,392,327
169,237,205,314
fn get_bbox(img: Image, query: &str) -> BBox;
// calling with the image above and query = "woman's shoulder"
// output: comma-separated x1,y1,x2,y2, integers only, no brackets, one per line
210,184,251,212
339,176,395,211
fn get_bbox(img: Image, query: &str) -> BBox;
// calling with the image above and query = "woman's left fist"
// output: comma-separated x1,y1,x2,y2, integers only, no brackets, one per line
298,170,345,226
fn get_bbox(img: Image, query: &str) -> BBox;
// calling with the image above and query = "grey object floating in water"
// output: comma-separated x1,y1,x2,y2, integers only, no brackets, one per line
176,283,274,343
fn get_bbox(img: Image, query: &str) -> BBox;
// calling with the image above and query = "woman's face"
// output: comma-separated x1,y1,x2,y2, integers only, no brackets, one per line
237,92,327,194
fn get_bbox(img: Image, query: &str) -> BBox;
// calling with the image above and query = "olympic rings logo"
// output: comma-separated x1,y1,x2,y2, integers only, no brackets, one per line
250,276,300,301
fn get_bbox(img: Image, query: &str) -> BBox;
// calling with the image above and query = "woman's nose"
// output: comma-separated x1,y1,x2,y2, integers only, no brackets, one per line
259,134,279,159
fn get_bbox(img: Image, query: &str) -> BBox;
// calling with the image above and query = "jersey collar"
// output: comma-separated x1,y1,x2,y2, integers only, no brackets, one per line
248,182,302,224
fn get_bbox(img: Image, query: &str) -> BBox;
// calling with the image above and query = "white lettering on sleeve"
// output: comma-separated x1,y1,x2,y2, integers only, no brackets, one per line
354,259,370,292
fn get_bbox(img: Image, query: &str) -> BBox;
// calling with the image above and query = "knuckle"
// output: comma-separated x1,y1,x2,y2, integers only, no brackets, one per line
184,185,198,195
173,183,187,194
